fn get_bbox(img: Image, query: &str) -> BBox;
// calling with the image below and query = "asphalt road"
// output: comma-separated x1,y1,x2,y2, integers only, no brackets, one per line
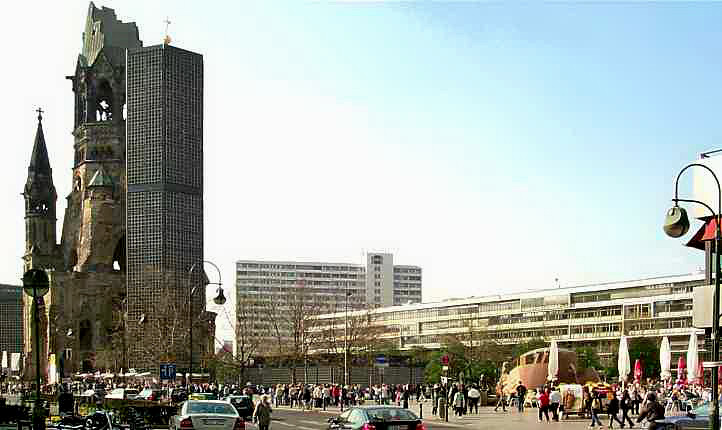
243,407,470,430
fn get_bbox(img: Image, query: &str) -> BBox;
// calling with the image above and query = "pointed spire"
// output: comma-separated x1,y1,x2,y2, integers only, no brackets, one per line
28,108,51,176
24,108,56,218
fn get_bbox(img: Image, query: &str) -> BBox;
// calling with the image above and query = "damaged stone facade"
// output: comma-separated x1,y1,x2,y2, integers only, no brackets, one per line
22,3,214,379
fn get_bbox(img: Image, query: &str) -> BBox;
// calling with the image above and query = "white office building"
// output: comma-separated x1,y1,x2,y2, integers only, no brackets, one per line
235,252,422,354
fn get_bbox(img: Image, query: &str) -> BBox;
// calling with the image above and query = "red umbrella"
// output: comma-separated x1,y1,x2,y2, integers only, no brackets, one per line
697,361,704,385
677,356,687,382
634,359,643,382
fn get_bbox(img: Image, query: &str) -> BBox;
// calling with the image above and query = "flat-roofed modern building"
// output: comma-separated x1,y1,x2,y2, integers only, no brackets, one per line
0,285,23,357
235,252,422,354
313,272,705,365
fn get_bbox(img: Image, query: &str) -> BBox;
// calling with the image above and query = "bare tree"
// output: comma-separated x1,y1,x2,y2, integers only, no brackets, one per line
233,292,266,383
134,284,191,368
278,283,326,383
315,308,382,365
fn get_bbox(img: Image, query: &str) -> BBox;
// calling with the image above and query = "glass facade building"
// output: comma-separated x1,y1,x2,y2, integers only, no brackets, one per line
313,273,706,366
126,44,204,368
0,285,23,357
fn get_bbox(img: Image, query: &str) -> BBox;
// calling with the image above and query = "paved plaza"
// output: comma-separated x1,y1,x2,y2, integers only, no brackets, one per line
0,405,640,430
259,405,621,430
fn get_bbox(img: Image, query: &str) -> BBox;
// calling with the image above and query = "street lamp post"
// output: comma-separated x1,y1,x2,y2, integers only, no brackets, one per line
344,283,349,387
664,162,721,430
187,261,225,390
22,269,50,430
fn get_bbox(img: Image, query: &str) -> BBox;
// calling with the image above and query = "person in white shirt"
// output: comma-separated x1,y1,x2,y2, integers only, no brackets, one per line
467,385,481,414
550,387,562,421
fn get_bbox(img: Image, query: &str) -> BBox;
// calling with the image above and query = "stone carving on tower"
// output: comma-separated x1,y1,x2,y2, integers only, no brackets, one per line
22,2,141,379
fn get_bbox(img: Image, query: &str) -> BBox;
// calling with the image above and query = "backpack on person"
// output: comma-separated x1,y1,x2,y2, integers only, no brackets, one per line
592,398,600,410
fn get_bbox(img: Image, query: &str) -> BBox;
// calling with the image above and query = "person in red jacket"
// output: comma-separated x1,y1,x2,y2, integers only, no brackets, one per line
538,387,551,422
332,385,341,406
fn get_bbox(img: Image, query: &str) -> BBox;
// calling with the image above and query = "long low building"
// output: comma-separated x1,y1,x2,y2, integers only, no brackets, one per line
312,272,707,365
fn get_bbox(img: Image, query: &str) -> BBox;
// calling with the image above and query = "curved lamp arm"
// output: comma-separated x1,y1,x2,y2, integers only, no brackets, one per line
674,163,722,227
673,198,717,220
189,260,223,297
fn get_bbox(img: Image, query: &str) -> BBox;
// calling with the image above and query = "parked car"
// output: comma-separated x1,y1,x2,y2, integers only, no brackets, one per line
138,388,163,401
655,402,718,430
223,395,254,421
327,406,426,430
169,388,188,403
169,400,244,430
105,388,139,400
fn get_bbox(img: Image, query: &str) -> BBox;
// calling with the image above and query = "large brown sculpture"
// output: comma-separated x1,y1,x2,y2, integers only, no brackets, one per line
500,347,601,394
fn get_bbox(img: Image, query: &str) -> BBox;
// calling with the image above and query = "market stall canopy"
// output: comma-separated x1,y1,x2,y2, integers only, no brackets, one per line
660,337,672,381
548,340,559,382
687,334,699,383
618,336,631,382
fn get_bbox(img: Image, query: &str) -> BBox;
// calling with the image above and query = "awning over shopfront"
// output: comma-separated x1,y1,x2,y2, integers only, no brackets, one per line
686,218,719,251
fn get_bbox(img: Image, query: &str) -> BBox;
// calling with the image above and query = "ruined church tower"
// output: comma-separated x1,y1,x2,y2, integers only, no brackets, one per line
22,3,140,378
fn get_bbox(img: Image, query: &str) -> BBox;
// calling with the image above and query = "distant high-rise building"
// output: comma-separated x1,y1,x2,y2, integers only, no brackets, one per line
235,252,422,354
0,285,23,357
126,43,211,369
363,253,423,307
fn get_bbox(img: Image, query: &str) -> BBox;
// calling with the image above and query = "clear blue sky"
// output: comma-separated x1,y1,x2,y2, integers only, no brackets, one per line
2,1,721,318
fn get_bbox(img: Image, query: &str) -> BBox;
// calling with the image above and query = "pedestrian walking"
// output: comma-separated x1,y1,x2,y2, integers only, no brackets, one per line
550,386,561,421
608,393,624,429
589,392,604,428
468,385,481,414
253,395,273,430
621,390,635,428
516,381,527,413
494,383,506,412
636,393,664,430
453,389,464,416
538,388,551,422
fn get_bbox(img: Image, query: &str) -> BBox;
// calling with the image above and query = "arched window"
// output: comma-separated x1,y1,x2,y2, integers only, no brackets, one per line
79,320,92,351
95,80,114,122
112,235,126,272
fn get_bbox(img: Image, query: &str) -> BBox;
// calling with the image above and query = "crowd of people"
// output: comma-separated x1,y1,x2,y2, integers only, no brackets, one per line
489,378,711,429
1,376,715,429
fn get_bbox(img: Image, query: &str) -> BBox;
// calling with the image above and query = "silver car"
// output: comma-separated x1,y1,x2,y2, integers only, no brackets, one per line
170,400,243,430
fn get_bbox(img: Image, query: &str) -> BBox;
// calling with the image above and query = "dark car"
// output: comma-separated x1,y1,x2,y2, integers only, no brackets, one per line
654,402,718,430
170,388,188,403
327,406,425,430
224,395,254,420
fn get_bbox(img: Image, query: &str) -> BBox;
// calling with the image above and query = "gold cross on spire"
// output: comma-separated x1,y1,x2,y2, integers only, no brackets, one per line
36,107,44,122
163,17,172,45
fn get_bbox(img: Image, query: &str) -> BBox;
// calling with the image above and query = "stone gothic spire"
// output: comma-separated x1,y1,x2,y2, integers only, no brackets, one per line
28,109,52,177
23,109,58,267
24,109,56,218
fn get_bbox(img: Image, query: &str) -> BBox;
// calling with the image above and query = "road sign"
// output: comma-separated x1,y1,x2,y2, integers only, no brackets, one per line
375,355,389,368
160,363,176,381
22,269,49,298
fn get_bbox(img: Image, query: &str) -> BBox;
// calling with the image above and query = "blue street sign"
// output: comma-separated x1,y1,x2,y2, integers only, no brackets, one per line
375,355,389,368
160,363,176,381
